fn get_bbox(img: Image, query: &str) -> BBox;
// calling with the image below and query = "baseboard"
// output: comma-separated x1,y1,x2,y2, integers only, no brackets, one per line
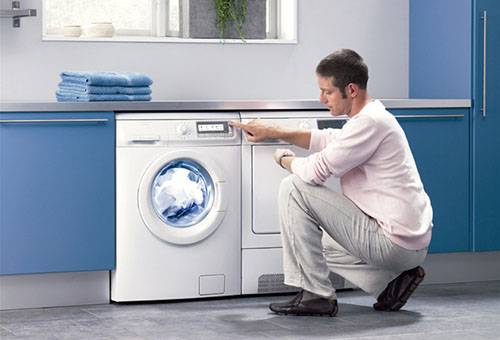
0,252,498,310
422,251,500,284
0,271,109,310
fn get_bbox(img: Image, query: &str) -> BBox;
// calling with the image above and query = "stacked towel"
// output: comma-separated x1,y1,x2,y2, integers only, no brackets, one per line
56,71,153,102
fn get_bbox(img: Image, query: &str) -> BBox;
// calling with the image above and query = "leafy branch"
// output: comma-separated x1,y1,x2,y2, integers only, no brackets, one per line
214,0,248,40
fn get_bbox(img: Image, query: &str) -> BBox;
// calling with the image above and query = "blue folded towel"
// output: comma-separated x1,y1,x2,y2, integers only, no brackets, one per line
58,82,152,95
56,91,151,102
60,71,153,86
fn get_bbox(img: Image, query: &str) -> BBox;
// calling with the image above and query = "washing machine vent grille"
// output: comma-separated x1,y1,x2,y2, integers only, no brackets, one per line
329,272,346,288
257,274,298,294
257,273,347,294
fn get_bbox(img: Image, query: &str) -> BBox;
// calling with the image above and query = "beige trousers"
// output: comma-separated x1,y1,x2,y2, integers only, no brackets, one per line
279,175,428,299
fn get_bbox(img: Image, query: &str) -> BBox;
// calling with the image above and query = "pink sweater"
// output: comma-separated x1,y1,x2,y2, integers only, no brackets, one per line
291,100,433,250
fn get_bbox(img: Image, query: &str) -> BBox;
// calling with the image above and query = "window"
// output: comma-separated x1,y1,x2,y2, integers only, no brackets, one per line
44,0,154,36
42,0,297,42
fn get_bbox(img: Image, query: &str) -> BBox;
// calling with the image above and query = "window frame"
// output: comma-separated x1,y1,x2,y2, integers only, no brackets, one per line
42,0,297,43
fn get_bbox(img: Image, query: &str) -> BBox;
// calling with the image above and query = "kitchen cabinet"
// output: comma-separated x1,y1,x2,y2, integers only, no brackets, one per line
0,112,115,275
472,0,500,251
409,0,471,99
410,0,500,251
390,108,470,253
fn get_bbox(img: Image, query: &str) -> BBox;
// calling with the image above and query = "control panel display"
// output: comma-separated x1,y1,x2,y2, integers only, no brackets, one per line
317,119,347,129
196,121,230,134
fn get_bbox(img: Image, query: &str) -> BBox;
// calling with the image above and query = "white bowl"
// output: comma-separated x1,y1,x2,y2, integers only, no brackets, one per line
86,22,115,38
63,25,82,37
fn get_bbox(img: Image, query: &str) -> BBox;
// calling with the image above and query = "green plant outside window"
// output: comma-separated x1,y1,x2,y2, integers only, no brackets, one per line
214,0,248,39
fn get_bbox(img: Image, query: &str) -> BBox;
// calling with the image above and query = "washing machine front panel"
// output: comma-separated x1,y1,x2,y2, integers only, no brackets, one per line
139,150,227,246
114,117,241,302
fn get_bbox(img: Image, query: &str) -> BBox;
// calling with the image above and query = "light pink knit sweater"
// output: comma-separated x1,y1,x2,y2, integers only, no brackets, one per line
291,100,433,250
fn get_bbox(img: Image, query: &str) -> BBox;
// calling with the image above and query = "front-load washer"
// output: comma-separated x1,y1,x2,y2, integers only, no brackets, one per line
112,112,241,302
240,111,352,294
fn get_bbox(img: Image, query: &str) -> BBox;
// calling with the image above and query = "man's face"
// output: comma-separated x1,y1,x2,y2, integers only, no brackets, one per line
317,75,351,116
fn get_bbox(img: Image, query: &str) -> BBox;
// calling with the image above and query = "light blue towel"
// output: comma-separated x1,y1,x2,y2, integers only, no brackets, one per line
60,71,153,86
56,91,151,102
58,82,152,95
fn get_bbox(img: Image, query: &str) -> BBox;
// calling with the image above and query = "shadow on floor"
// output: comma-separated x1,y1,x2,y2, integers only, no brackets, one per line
216,302,423,338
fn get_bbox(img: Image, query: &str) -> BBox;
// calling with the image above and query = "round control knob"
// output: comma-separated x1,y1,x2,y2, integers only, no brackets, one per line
299,120,312,129
176,124,189,136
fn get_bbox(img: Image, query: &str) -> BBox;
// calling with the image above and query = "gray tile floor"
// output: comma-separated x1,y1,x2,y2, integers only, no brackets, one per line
1,281,499,340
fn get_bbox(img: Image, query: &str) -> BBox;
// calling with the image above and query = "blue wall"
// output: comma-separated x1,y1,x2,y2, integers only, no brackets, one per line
410,0,472,98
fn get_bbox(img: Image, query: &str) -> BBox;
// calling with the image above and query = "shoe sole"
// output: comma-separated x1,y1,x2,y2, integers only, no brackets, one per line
386,266,425,311
273,310,337,317
269,305,338,317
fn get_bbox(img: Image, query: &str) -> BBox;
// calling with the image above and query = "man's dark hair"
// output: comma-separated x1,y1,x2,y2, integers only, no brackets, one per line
316,49,369,98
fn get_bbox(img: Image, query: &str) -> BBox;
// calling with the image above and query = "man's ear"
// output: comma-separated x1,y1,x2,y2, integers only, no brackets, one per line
347,83,359,98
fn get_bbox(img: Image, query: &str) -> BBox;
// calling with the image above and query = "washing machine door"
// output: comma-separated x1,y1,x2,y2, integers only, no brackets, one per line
138,150,227,245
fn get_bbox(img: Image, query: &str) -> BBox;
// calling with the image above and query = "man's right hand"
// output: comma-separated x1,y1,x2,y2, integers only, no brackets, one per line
229,119,279,143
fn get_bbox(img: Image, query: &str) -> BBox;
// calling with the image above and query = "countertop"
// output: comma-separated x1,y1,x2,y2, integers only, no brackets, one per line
0,99,471,112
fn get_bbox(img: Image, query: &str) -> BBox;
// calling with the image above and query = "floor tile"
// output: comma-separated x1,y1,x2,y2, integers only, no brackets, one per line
0,306,96,325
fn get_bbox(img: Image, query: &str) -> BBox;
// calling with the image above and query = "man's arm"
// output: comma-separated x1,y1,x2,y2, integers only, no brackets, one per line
230,120,311,149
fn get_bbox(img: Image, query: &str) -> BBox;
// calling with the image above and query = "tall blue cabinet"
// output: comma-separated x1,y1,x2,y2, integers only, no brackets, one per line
410,0,500,251
472,0,500,251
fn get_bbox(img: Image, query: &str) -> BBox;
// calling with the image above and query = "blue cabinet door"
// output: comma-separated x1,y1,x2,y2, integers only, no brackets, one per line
390,108,470,253
0,112,115,274
473,0,500,251
409,0,472,99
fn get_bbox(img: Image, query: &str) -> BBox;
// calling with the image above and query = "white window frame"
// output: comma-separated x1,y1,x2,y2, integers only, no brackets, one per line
42,0,297,44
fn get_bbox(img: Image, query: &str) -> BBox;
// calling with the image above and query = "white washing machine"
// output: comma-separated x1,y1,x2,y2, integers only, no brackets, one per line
112,112,241,302
240,111,351,294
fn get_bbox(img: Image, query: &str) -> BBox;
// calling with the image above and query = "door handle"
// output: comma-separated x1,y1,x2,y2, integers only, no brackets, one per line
393,114,465,119
481,10,487,118
0,118,109,123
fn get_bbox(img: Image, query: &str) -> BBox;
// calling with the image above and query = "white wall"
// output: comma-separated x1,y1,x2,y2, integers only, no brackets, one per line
0,0,409,102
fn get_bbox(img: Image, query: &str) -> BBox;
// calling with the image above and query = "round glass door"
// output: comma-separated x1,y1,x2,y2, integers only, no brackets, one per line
151,159,214,228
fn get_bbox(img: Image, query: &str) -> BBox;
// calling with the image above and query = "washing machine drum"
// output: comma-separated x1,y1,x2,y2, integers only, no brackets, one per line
152,159,214,227
138,151,227,245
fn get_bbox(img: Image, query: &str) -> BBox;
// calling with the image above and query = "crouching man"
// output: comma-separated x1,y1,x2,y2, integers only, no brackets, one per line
230,49,432,317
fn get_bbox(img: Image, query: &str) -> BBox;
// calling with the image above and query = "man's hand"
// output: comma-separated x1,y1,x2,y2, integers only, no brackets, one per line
273,148,296,170
229,119,279,143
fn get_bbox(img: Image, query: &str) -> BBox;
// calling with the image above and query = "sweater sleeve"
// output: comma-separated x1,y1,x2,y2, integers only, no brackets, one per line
309,128,342,152
292,115,384,184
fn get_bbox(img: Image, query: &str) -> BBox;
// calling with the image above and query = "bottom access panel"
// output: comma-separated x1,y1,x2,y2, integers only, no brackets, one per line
242,248,354,295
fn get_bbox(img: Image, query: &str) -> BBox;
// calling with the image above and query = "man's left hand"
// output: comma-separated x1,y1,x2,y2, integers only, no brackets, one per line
274,149,296,169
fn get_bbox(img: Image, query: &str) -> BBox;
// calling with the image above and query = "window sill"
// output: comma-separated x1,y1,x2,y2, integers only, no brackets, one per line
42,35,298,44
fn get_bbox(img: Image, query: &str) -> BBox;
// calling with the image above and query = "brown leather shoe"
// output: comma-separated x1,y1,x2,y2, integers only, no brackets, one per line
374,266,425,311
269,290,338,317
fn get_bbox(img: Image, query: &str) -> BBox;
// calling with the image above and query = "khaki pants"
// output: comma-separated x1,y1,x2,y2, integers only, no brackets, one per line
279,175,428,299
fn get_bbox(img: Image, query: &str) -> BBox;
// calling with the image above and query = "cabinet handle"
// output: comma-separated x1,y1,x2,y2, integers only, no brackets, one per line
394,114,465,119
481,10,487,118
0,118,109,123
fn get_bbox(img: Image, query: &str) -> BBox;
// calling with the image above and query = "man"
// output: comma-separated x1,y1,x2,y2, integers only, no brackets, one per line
230,49,432,317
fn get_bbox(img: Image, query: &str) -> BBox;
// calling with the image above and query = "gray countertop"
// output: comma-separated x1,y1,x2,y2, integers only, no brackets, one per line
0,99,471,112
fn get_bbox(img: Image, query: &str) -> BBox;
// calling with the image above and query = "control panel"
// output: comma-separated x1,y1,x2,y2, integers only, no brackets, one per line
171,120,234,138
239,117,347,145
118,119,239,147
195,121,233,137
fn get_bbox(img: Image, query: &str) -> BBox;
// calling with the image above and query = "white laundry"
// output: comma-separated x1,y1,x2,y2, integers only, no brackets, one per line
153,167,207,222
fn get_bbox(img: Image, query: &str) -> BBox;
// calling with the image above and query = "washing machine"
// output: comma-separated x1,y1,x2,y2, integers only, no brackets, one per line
112,112,241,302
240,110,351,294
